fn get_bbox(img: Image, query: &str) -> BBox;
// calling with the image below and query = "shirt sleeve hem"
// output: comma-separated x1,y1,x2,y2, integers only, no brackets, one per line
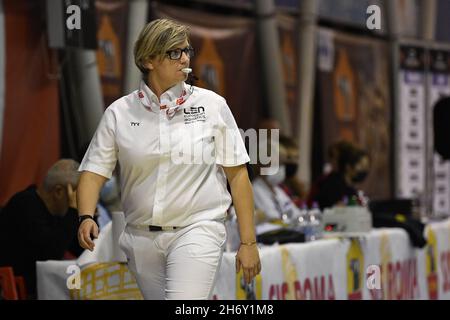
216,155,250,167
78,163,113,179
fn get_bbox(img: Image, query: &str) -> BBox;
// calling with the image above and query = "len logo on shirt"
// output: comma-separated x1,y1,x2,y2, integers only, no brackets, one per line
184,106,206,124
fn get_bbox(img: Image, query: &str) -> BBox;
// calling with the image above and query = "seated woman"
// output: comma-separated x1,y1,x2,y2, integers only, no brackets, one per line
308,142,370,210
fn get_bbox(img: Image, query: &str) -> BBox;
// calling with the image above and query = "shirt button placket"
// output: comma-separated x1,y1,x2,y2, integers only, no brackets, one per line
153,109,169,225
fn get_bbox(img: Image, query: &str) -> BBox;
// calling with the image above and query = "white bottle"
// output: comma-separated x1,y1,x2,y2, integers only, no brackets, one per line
308,202,323,241
296,204,308,234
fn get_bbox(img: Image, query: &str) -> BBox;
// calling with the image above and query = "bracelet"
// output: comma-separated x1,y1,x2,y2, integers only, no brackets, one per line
240,240,257,246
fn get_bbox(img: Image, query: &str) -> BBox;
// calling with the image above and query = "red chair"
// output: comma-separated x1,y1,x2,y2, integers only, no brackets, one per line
14,276,27,300
0,267,19,300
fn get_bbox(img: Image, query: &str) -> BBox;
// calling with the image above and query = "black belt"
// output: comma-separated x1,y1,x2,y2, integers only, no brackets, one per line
128,224,183,232
148,225,180,231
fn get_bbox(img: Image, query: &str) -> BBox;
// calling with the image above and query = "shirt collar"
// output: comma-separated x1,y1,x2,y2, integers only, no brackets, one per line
161,81,185,103
137,80,189,111
138,81,158,111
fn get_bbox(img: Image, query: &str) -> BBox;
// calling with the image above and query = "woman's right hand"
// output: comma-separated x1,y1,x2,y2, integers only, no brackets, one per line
78,219,99,251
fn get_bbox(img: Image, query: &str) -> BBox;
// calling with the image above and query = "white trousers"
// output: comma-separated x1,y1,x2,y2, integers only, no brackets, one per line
118,220,227,300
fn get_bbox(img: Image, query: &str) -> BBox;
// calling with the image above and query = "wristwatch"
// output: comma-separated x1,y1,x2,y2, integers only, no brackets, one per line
78,215,96,225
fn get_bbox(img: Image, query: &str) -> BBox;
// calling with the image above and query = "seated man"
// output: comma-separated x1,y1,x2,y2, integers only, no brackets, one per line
0,159,83,299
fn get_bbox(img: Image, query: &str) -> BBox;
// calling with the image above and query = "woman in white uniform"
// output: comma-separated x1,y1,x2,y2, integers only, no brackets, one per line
76,18,260,299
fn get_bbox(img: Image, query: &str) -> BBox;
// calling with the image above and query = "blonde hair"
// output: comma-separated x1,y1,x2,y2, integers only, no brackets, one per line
134,19,189,75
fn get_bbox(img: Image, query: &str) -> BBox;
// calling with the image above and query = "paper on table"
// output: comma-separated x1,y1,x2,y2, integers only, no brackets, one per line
256,222,284,236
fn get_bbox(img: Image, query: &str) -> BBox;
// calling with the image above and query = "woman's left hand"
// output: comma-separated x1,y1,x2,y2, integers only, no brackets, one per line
235,244,261,284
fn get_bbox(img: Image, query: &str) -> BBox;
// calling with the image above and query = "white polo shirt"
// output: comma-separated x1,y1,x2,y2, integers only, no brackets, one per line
79,80,250,227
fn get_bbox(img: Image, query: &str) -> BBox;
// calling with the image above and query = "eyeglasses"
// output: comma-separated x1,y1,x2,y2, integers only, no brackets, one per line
166,46,194,60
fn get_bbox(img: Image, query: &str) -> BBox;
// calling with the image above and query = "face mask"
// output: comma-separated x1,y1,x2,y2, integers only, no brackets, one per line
265,165,286,186
285,163,298,178
351,170,368,183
